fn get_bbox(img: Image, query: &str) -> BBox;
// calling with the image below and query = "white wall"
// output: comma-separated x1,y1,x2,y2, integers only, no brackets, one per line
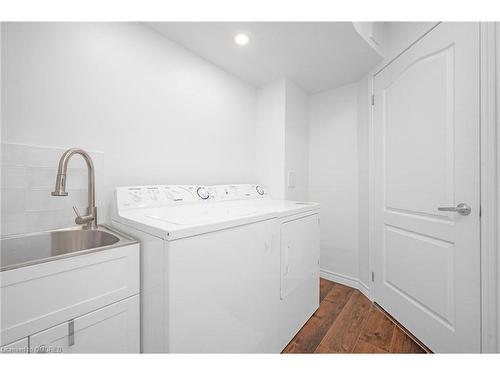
285,80,308,201
255,79,286,199
1,22,257,223
255,78,308,200
309,83,359,282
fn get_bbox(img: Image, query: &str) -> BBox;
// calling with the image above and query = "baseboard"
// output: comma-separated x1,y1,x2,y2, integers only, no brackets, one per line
358,281,371,300
320,269,372,301
320,269,358,289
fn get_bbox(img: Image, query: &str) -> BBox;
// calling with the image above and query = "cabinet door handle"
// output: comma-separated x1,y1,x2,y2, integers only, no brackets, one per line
68,319,75,346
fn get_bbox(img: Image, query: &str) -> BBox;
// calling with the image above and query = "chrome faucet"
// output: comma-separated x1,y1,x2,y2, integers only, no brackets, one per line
52,148,98,230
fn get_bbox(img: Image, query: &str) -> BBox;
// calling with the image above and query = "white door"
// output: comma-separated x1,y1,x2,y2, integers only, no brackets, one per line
30,295,140,353
372,22,480,353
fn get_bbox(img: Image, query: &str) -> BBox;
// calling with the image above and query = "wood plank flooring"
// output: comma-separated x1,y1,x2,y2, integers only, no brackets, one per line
283,278,426,354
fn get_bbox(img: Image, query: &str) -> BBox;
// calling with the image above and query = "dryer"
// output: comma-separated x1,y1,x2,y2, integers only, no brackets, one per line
111,184,319,353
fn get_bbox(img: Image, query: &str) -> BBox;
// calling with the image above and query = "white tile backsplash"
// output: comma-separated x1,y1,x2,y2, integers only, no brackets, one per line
1,143,104,236
1,166,28,189
1,144,27,166
1,189,27,213
25,189,87,211
25,209,79,233
65,169,89,190
25,146,72,168
1,212,26,235
26,167,57,189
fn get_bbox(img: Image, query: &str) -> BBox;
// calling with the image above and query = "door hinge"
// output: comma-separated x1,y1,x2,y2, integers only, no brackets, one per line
371,272,375,282
371,94,375,106
479,205,482,217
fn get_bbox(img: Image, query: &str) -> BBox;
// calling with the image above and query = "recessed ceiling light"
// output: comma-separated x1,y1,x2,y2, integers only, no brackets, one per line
234,33,249,46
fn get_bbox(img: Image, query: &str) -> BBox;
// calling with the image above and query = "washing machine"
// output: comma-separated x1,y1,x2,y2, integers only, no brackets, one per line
111,184,319,353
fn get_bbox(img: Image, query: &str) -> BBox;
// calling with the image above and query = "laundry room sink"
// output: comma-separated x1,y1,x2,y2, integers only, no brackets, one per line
0,226,130,272
0,225,140,352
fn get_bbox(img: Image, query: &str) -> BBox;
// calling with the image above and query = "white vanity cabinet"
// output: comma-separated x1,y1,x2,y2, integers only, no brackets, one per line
0,228,140,354
30,295,139,353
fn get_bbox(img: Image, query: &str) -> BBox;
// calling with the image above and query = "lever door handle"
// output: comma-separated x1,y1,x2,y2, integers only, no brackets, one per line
438,203,471,216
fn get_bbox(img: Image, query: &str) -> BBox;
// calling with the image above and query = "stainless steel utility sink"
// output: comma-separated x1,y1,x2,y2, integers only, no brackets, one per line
0,225,137,272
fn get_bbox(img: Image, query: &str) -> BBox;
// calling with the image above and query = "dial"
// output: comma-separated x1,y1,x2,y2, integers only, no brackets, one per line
197,186,210,200
255,185,265,195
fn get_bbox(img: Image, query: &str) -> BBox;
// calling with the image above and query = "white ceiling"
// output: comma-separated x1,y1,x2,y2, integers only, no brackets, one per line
146,22,382,93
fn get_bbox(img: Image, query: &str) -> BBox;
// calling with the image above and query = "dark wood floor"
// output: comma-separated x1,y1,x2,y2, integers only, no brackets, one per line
282,278,426,354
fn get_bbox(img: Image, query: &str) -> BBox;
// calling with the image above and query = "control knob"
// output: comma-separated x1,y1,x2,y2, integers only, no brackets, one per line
197,186,210,200
255,185,265,195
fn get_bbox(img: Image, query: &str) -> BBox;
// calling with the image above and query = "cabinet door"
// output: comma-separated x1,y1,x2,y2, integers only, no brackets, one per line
30,295,139,353
0,337,29,354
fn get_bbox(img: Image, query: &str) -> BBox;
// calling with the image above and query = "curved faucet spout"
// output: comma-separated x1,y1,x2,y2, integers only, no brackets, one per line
52,148,97,229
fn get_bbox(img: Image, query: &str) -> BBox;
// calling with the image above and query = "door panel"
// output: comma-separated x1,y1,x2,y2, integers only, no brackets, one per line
384,226,454,326
373,22,480,353
384,46,454,216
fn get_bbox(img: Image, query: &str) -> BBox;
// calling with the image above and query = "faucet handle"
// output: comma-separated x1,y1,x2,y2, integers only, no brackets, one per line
73,205,95,227
72,206,82,218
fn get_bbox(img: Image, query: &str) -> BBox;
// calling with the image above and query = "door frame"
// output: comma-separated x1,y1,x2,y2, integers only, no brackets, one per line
367,22,499,353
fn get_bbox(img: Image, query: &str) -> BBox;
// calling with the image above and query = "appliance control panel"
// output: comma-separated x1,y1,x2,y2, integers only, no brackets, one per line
116,184,269,210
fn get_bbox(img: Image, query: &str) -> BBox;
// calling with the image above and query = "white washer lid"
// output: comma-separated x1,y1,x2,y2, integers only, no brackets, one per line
113,201,276,240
